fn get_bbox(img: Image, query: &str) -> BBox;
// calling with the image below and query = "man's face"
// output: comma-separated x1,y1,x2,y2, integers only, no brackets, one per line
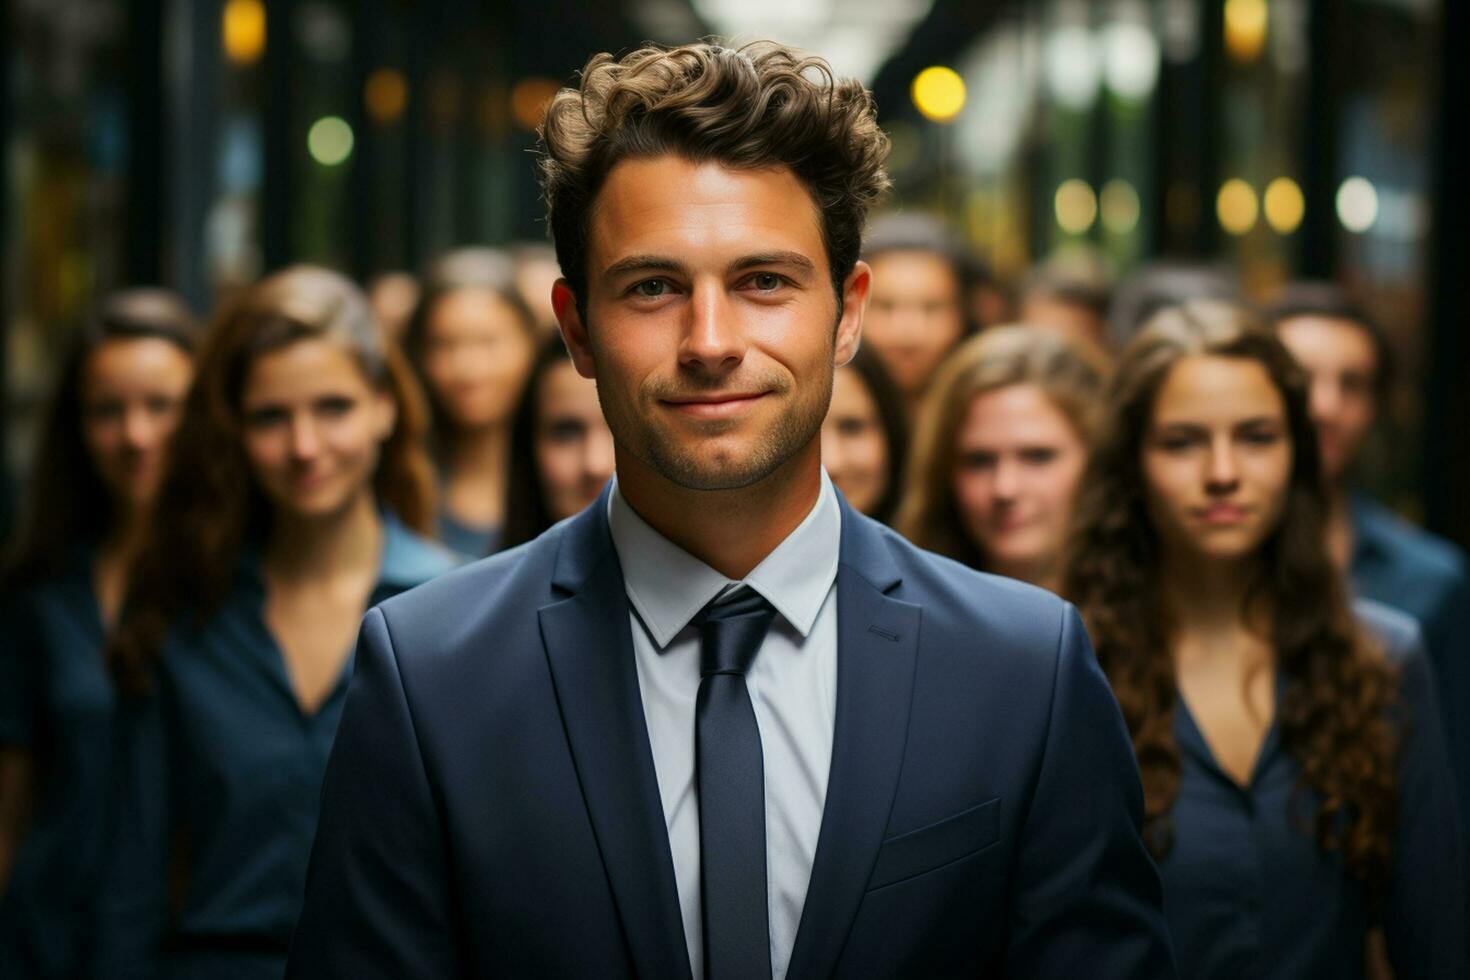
554,155,867,493
1276,315,1379,482
862,250,965,400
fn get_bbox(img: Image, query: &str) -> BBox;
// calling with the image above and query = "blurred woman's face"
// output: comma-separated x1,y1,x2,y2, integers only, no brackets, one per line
240,338,396,521
535,361,615,521
80,337,194,509
1141,355,1293,566
952,384,1087,582
821,366,889,515
422,289,535,430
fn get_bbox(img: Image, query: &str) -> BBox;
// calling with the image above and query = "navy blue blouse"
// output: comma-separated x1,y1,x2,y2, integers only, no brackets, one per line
1350,492,1470,838
96,516,457,980
1157,600,1467,979
0,547,111,979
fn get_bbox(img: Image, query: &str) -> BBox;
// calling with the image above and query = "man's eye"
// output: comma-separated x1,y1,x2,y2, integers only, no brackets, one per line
634,279,668,298
752,273,783,291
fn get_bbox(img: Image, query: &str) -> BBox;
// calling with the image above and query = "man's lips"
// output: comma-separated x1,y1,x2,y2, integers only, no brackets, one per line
661,392,768,419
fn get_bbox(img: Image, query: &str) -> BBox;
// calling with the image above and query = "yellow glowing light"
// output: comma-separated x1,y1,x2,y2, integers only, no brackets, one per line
911,66,967,123
307,116,354,166
1336,177,1379,233
1224,0,1269,64
1055,179,1098,235
222,0,266,66
1263,177,1304,233
1100,179,1141,234
365,69,409,125
1216,179,1258,235
510,78,561,131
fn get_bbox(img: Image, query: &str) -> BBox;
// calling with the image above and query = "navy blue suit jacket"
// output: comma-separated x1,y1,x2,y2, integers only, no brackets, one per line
287,491,1175,978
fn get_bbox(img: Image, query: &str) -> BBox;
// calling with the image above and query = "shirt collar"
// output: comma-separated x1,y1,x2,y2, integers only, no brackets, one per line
607,470,842,649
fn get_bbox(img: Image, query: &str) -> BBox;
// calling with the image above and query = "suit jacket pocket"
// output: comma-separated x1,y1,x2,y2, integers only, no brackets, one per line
866,797,1001,891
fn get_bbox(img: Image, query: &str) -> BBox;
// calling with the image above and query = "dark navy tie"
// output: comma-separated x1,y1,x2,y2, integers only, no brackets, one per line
694,587,777,980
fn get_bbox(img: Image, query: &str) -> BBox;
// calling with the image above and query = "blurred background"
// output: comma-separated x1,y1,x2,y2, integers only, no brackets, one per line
3,0,1465,547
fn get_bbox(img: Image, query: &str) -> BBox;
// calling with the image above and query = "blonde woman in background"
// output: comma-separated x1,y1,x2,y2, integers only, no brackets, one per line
897,326,1107,592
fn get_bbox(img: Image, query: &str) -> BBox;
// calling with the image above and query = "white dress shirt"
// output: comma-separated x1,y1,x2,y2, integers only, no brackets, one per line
607,472,841,980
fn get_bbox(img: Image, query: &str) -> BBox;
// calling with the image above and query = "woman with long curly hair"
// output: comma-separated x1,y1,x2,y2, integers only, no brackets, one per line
0,290,196,979
898,325,1106,592
1063,300,1465,978
97,266,457,979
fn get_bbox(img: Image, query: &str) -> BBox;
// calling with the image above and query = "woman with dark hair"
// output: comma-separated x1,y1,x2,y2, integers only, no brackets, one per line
401,248,538,557
820,344,907,524
499,334,615,551
97,266,456,979
1064,301,1465,978
897,326,1106,592
0,290,196,979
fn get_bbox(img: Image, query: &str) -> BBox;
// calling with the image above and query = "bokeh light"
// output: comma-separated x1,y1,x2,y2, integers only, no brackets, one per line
510,77,561,131
1336,177,1379,233
307,116,354,166
222,0,266,66
1055,179,1098,235
1102,22,1161,100
365,69,409,125
1045,23,1101,110
1216,179,1259,235
911,66,967,123
1263,177,1304,233
1100,179,1141,234
1224,0,1269,64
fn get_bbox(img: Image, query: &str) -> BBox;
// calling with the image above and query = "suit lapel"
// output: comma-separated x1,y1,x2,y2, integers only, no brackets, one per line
786,507,920,978
539,495,693,980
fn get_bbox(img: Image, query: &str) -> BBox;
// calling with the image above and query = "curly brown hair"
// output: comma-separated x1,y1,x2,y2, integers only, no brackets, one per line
111,266,436,692
897,325,1109,568
1062,300,1397,883
537,40,890,318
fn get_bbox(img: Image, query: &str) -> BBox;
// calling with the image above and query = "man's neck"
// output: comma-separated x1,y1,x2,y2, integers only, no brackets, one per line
615,443,823,581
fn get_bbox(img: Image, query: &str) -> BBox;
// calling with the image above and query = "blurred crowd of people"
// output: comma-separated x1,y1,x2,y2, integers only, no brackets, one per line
1,206,1466,977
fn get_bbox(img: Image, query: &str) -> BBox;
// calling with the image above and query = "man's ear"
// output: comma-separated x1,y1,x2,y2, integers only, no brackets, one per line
833,260,871,368
553,280,597,380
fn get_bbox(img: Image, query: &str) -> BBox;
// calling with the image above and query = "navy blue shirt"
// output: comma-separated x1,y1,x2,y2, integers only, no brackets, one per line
1350,493,1470,834
1158,601,1466,979
0,547,111,979
97,516,457,980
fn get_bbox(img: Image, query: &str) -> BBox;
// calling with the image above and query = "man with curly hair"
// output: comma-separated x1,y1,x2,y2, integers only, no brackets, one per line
289,41,1176,979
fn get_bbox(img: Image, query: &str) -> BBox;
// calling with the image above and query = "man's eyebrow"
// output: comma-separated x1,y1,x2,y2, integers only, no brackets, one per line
602,255,686,281
730,251,817,274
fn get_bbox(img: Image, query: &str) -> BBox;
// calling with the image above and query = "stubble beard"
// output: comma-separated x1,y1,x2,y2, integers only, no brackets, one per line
594,353,834,493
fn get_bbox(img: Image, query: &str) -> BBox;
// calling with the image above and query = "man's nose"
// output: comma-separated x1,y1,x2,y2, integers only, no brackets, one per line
679,281,745,373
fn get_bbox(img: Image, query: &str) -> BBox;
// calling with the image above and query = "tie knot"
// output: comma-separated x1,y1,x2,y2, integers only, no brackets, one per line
694,588,777,678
